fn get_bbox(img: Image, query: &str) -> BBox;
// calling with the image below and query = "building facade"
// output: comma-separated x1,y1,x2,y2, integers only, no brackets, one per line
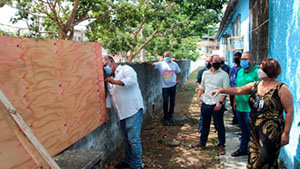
216,0,250,65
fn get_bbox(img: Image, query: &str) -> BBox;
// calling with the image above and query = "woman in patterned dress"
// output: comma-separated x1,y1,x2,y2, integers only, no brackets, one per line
211,58,293,169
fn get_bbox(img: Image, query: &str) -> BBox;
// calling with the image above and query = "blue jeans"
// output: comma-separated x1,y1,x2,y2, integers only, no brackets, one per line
162,85,177,121
120,109,143,169
198,110,203,132
236,110,250,152
200,103,225,147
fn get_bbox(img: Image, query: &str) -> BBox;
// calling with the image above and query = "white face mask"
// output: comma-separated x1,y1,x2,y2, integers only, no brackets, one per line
257,69,268,79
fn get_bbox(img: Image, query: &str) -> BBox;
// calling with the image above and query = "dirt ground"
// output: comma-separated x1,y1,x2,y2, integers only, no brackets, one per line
104,68,221,169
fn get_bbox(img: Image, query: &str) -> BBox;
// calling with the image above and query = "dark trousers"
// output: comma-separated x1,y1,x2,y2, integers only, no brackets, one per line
162,85,177,121
200,103,225,147
230,95,238,124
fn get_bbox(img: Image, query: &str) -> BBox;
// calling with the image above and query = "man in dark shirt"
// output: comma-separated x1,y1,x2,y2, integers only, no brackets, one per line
195,56,211,133
196,56,212,87
220,56,230,74
229,52,242,124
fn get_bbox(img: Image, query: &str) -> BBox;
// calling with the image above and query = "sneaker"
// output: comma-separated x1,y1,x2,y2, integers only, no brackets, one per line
115,161,130,169
131,163,144,169
219,146,226,155
163,120,169,126
231,149,248,157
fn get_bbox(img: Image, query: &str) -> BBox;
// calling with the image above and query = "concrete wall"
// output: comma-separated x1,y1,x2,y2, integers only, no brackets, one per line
269,0,300,168
56,60,194,168
218,0,250,67
190,58,205,75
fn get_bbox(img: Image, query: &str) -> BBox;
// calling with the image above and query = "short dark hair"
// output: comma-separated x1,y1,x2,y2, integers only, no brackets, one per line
261,58,281,79
234,52,242,58
211,54,220,61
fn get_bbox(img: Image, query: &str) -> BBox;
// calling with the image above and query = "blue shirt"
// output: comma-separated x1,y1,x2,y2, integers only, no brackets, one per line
229,64,242,87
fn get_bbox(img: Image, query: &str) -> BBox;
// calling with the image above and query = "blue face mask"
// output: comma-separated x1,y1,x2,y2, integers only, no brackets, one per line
164,57,171,62
104,64,112,75
241,59,250,68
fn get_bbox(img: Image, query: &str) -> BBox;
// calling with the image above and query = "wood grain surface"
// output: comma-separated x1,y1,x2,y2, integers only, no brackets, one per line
0,36,106,168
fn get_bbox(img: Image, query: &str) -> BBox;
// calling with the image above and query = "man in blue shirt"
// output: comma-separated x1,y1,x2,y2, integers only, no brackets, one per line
229,52,242,124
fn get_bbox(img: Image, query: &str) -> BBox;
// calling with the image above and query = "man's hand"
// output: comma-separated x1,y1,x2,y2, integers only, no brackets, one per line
197,97,202,107
210,89,221,97
105,78,125,86
214,102,222,111
233,101,237,110
176,79,180,85
105,77,115,84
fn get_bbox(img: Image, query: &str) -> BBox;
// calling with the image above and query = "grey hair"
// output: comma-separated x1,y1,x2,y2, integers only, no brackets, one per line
103,55,115,62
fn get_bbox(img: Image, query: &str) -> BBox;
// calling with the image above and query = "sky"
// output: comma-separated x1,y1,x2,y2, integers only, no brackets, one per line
0,5,27,28
0,5,88,30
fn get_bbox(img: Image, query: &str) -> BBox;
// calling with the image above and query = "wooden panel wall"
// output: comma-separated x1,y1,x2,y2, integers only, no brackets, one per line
0,36,107,168
0,114,37,169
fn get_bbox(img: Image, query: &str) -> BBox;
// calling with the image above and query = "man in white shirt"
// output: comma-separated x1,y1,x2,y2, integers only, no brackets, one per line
152,51,181,126
103,55,144,169
193,54,229,155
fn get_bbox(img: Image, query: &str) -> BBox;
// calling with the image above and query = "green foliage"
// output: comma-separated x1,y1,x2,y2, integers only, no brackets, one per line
1,0,226,61
0,29,7,36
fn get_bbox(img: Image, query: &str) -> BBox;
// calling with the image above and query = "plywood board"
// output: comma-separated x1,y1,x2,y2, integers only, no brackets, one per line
0,111,38,169
0,36,107,166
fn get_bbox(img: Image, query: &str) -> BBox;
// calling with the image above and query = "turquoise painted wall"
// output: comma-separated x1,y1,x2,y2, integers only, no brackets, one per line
269,0,300,168
219,0,249,67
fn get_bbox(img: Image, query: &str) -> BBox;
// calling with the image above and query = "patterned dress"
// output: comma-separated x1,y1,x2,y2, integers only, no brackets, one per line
247,82,285,169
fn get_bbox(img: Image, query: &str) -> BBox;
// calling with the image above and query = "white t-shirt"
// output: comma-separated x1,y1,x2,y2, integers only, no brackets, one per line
154,61,181,88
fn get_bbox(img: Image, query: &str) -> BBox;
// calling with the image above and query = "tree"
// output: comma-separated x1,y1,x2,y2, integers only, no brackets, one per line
1,0,226,61
1,0,117,40
86,0,226,61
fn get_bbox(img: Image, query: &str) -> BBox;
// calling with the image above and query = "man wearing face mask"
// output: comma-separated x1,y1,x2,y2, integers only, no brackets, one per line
103,55,144,169
152,51,181,126
195,56,212,133
229,52,242,125
231,52,261,157
196,56,212,87
220,56,230,74
193,54,229,155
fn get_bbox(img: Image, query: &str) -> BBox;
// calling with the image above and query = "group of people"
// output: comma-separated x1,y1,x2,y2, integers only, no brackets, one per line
102,51,294,169
194,52,294,169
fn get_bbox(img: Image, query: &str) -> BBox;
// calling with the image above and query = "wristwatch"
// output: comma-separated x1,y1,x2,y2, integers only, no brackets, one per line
219,101,223,104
